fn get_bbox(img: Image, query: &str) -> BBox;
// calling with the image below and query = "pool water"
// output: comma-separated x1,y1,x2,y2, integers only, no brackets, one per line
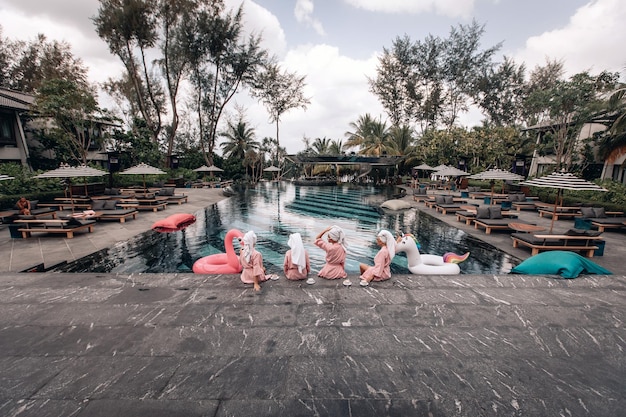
57,182,517,274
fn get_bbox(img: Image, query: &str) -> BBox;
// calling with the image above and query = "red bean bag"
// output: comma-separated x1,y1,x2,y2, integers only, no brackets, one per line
151,213,196,233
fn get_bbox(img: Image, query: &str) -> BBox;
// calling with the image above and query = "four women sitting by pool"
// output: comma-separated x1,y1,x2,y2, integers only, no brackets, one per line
240,225,402,291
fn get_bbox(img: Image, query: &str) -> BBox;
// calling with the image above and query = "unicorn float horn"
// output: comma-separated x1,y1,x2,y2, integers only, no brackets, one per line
442,252,470,264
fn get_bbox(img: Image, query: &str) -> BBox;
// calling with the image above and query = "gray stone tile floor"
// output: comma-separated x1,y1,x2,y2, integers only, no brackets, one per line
0,186,624,416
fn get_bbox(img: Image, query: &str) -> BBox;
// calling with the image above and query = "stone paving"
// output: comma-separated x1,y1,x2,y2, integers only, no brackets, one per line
0,186,624,416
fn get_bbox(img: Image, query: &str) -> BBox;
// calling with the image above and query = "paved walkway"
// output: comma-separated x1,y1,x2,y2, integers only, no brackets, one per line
0,186,624,416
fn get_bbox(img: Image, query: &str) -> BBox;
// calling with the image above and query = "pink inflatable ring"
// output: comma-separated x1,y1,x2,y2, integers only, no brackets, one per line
193,229,244,274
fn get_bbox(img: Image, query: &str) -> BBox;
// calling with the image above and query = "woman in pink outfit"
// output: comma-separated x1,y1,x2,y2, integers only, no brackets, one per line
359,230,396,286
315,225,347,280
239,230,268,291
284,233,310,280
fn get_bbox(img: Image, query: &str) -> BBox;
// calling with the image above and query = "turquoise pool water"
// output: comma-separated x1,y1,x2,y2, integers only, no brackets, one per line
58,182,517,274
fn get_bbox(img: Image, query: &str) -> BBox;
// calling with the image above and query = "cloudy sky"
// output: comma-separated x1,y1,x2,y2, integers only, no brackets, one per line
1,0,624,154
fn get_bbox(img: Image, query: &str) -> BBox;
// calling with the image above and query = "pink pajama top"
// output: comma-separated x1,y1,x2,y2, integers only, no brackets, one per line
239,250,268,284
283,250,311,280
315,238,347,279
361,246,391,282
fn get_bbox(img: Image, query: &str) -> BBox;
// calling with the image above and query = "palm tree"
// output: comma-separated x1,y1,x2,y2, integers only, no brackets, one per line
389,124,416,173
219,118,260,160
312,137,332,155
344,113,377,149
329,139,344,155
345,114,394,156
359,119,393,156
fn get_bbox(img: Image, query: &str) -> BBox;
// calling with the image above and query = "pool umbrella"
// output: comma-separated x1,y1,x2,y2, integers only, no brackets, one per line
432,166,468,177
35,164,107,213
415,163,434,170
431,164,451,175
120,163,166,197
194,164,223,179
468,168,525,205
432,166,469,183
263,165,281,180
413,163,435,180
519,171,607,233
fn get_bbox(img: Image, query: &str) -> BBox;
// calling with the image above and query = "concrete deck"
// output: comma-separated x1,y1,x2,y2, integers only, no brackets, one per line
0,186,624,416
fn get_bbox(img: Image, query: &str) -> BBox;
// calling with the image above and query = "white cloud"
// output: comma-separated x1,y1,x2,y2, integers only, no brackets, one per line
514,0,626,77
233,0,288,55
342,0,476,19
294,0,325,36
265,44,385,152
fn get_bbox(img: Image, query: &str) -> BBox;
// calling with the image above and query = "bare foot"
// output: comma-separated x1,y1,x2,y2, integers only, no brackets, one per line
253,283,261,291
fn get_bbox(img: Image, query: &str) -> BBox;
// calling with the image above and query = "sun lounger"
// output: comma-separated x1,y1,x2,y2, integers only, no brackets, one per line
455,207,517,226
435,204,463,214
588,217,626,232
470,205,523,234
1,207,57,223
538,208,582,221
511,232,603,257
118,198,168,212
5,199,59,219
97,209,139,223
157,187,188,205
15,217,96,239
412,187,429,202
474,218,529,234
427,195,465,211
511,201,539,211
576,207,626,232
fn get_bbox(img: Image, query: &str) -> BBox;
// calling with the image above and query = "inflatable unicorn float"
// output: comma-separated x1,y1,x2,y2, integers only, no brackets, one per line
395,233,469,275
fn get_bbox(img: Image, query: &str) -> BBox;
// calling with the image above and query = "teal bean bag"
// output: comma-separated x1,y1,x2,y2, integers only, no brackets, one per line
510,251,612,279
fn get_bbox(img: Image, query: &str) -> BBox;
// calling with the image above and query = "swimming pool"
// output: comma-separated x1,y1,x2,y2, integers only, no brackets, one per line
57,182,517,274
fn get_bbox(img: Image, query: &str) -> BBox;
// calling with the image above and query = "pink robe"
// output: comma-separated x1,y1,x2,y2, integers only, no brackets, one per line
361,246,391,282
239,250,268,284
283,250,310,280
315,238,347,279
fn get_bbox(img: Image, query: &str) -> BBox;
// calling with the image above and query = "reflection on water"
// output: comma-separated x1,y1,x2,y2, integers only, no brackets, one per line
57,182,517,274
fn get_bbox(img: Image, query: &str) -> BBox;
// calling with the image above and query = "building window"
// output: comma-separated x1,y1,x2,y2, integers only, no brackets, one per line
0,113,16,145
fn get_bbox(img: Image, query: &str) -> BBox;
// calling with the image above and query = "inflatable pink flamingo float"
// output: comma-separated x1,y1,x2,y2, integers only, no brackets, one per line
193,229,244,274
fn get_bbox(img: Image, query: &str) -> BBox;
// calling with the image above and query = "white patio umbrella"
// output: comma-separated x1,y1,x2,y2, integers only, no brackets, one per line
194,164,223,179
120,163,167,196
413,163,435,180
414,163,434,170
520,171,607,233
35,164,108,213
431,164,451,172
468,168,525,205
432,166,469,177
263,165,281,172
263,165,281,180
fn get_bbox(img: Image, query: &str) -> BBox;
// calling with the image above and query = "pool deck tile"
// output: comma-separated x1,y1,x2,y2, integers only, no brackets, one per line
0,186,624,416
